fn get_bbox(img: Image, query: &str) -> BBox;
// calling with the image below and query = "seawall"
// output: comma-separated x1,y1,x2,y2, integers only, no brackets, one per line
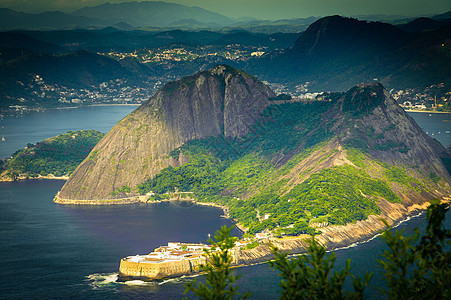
0,174,69,182
119,256,207,280
53,195,146,205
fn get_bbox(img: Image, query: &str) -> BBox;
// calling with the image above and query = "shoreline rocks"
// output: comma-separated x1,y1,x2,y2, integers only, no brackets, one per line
53,193,450,268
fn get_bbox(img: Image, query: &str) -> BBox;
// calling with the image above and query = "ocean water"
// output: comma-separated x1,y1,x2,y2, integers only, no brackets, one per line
1,180,447,299
0,180,240,299
0,105,139,159
407,111,451,147
0,107,449,299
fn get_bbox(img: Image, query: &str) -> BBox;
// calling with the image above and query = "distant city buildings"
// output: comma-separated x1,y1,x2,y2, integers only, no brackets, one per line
3,45,449,112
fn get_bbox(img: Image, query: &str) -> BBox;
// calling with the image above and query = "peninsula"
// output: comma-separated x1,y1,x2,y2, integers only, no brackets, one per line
54,65,451,270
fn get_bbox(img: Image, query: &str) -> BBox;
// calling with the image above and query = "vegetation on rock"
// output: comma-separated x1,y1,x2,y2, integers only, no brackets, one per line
136,84,445,236
0,130,104,179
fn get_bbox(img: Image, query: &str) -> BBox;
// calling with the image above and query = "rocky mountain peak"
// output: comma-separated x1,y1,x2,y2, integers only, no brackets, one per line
341,82,386,116
330,83,450,181
58,65,274,200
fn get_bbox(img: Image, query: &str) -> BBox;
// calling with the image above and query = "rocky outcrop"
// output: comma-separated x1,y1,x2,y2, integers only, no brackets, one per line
58,65,274,200
275,83,450,201
338,83,449,181
233,197,449,265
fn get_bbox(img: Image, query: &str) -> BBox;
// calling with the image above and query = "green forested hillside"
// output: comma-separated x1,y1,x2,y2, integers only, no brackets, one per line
0,130,104,179
135,95,443,237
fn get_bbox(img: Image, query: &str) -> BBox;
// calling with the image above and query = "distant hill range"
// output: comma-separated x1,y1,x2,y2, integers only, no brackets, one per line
0,1,234,30
397,17,451,33
0,8,108,30
0,1,320,32
71,1,234,28
246,14,451,90
3,0,448,33
0,11,450,109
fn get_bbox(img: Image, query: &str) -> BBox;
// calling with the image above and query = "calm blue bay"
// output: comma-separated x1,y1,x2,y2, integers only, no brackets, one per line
0,105,139,159
0,106,449,299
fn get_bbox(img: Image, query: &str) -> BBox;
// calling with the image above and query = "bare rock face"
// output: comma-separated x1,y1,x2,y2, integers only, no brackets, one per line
338,83,450,181
59,65,274,200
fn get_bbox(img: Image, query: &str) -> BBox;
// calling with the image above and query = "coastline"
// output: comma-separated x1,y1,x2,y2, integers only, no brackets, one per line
53,192,450,264
0,174,69,182
232,196,450,266
53,194,147,205
53,193,243,231
53,190,451,280
1,103,140,114
403,109,451,114
87,104,140,107
114,195,451,281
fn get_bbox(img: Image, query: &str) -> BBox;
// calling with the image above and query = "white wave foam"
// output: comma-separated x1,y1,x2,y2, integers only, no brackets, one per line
332,232,383,252
87,273,118,284
86,273,120,289
86,272,190,289
123,280,146,286
392,211,424,229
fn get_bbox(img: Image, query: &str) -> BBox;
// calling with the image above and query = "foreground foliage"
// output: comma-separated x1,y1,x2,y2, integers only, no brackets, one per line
269,237,372,299
378,199,451,299
186,200,449,299
184,225,250,300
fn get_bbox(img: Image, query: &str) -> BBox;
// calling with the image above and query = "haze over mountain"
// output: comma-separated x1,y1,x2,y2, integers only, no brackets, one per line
0,8,109,30
247,15,451,90
72,1,234,28
0,1,236,30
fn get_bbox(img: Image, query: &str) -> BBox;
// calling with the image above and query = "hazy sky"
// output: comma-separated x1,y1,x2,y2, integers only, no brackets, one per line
1,0,450,20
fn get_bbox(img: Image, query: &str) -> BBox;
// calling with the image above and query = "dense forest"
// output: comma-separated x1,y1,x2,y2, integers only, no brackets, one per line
0,130,104,179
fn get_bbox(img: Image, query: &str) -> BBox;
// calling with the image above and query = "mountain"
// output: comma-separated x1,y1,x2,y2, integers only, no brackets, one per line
0,50,139,87
0,50,147,109
292,15,406,58
0,8,108,30
15,28,297,53
432,10,451,21
0,2,234,30
246,15,451,91
56,65,450,238
0,32,63,53
58,65,274,200
72,1,233,28
398,17,450,32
